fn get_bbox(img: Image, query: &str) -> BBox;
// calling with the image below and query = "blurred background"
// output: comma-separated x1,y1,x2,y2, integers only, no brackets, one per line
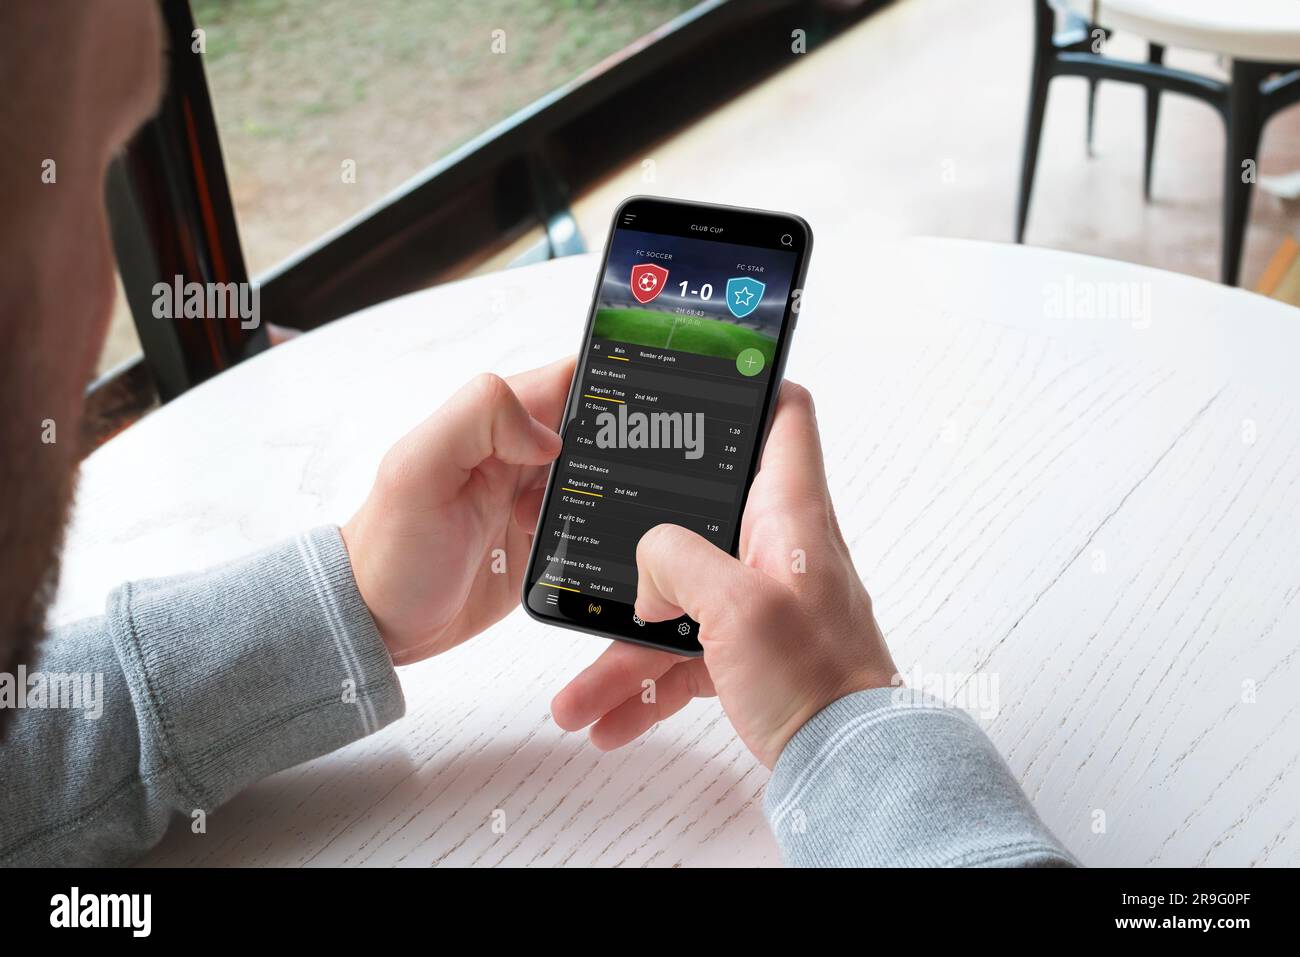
96,0,1300,428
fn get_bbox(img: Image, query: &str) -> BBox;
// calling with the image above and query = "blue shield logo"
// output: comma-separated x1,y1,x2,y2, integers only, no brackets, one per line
725,277,765,319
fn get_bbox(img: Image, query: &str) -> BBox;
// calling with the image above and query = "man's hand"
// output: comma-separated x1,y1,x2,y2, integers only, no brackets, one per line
342,357,573,665
550,381,899,768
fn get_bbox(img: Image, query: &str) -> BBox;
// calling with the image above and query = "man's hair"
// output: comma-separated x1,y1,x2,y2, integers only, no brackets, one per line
0,0,163,738
0,357,80,741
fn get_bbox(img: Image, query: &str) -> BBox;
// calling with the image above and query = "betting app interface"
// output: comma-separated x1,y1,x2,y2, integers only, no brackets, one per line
526,214,800,644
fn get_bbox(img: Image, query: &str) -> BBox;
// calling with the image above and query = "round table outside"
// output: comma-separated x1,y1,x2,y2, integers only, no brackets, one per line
53,237,1300,866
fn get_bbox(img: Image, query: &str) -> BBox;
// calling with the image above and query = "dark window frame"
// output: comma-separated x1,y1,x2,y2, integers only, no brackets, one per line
93,0,886,442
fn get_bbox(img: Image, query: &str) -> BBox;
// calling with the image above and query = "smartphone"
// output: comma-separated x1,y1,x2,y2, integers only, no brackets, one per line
522,196,812,655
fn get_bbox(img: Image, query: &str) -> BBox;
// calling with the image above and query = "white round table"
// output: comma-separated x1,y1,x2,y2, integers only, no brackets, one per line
1058,0,1300,62
54,238,1300,867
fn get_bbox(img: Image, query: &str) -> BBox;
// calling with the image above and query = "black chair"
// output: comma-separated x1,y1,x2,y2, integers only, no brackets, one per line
1016,0,1300,286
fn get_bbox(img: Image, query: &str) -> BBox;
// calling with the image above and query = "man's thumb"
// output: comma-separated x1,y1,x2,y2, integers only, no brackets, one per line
635,524,762,626
402,373,561,503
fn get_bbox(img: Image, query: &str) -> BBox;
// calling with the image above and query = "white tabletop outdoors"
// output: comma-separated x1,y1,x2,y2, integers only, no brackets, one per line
53,237,1300,867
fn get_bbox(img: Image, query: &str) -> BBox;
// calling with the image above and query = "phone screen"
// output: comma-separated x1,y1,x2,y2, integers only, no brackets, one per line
523,197,811,654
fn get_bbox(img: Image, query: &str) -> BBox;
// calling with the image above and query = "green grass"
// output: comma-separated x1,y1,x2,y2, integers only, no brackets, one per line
594,308,776,365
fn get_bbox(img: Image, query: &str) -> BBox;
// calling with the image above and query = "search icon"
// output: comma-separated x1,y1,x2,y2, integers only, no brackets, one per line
780,233,793,247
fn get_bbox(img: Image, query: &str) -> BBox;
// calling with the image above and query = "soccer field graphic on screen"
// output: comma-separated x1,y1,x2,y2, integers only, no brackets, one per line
593,228,795,366
593,307,777,364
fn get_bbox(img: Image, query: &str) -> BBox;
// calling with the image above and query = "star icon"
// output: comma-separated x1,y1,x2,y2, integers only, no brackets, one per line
733,286,753,307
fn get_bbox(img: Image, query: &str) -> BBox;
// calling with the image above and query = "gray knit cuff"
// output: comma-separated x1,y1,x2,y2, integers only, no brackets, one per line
106,525,404,813
764,687,1076,867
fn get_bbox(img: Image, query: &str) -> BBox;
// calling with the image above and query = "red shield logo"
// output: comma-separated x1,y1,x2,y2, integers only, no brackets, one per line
630,263,669,304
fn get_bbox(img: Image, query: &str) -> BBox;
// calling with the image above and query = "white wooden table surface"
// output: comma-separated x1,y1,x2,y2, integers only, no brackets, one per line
53,237,1300,867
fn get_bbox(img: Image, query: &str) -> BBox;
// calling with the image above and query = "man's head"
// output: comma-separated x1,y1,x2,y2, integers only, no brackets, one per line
0,1,164,702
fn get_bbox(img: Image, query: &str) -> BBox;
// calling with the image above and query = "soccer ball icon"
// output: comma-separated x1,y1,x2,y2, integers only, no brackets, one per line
630,264,668,303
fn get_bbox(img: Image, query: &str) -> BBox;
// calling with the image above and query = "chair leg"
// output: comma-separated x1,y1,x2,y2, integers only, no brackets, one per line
1144,43,1164,200
1086,77,1099,156
1222,60,1265,287
1016,1,1055,243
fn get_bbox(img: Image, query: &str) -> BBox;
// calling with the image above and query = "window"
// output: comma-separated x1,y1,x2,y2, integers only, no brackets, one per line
95,0,699,373
197,0,699,275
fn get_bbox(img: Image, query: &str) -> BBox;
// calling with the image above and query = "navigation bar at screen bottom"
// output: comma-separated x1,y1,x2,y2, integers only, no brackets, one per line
526,581,702,654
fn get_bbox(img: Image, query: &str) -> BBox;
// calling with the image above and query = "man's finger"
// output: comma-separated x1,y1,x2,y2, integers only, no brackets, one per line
512,485,546,533
551,640,683,732
635,523,764,626
399,373,562,503
755,380,830,504
588,659,715,751
507,355,577,431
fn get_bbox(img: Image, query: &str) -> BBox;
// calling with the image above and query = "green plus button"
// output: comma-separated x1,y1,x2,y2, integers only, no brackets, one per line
736,348,765,376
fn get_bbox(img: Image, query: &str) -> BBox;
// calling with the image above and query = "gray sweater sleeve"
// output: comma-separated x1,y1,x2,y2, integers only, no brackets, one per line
764,687,1077,867
0,525,404,866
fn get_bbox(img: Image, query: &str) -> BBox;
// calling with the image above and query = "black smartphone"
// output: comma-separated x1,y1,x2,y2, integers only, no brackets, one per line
521,196,812,655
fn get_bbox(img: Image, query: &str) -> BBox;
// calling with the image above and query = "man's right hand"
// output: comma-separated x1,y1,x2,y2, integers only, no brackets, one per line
551,381,900,769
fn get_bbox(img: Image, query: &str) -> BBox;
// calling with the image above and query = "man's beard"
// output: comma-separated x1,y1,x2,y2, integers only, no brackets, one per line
0,400,79,740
